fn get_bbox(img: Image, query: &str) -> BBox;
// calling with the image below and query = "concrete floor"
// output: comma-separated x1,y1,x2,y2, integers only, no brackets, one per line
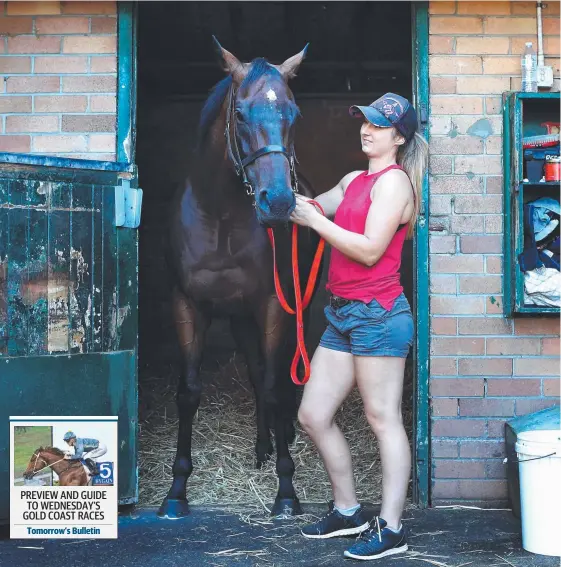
0,504,558,567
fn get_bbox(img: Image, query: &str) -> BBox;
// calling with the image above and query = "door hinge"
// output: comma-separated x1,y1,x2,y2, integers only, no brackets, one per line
115,179,143,228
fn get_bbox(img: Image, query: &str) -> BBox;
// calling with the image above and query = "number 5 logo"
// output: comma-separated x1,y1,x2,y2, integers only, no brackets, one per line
99,463,112,479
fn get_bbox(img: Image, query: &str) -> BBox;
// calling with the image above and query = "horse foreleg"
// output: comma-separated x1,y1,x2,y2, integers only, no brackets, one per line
158,287,210,519
230,314,272,468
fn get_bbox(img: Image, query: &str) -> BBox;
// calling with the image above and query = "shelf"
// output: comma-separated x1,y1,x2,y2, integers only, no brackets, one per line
521,181,560,187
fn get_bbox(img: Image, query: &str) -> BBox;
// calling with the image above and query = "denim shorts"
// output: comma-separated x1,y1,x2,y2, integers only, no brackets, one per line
319,293,414,357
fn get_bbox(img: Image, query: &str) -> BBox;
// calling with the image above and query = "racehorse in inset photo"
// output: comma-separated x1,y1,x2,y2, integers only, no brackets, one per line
22,447,91,486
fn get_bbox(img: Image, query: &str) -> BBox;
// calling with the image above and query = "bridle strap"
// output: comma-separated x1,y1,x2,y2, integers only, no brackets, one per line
241,145,290,168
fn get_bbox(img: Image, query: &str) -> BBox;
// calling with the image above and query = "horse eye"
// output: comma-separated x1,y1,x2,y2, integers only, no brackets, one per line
235,109,245,122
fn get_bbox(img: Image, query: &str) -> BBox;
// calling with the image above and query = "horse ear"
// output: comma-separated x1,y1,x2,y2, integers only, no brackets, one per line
276,44,309,80
212,35,246,83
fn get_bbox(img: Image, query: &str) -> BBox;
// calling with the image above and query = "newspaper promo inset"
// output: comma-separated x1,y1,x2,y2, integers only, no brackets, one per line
10,416,118,539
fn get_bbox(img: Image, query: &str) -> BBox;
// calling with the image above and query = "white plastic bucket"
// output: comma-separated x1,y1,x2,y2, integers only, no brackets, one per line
515,429,561,556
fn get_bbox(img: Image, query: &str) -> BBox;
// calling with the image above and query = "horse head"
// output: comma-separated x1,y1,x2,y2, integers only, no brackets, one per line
22,447,48,480
213,37,308,226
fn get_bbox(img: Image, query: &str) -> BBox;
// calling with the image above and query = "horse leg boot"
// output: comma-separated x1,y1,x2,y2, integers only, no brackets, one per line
158,289,210,519
231,315,272,468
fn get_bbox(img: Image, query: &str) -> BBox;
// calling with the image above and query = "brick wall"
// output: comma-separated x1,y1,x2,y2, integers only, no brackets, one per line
0,1,117,160
428,0,560,505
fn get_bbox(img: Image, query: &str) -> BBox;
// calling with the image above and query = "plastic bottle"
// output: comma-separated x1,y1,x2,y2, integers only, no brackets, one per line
521,42,538,92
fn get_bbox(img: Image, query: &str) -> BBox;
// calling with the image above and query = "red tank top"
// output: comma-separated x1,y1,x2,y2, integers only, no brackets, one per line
326,164,410,311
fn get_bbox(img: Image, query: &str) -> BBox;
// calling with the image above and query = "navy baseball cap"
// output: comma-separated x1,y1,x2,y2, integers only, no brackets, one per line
350,93,418,141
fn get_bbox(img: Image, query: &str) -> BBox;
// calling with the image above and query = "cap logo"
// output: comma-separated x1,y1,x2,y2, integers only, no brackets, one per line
376,96,404,121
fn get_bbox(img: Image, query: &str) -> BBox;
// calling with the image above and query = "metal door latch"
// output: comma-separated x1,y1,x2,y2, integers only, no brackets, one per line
115,179,143,228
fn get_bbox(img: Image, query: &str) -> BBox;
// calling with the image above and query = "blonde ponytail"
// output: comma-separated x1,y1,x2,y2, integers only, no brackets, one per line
396,131,429,239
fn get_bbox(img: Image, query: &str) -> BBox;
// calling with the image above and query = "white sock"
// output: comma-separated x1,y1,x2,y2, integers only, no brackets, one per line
386,523,403,533
335,504,360,516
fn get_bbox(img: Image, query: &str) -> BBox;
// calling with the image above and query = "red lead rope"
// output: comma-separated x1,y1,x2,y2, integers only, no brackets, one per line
266,200,325,386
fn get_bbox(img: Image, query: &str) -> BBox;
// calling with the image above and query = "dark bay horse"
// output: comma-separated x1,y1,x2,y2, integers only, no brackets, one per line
159,40,322,519
23,447,89,486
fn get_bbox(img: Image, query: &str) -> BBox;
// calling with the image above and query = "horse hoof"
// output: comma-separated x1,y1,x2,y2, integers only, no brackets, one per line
157,498,190,519
271,497,302,518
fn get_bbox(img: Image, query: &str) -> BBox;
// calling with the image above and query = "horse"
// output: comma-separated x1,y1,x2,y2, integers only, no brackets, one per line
22,447,90,486
159,39,323,519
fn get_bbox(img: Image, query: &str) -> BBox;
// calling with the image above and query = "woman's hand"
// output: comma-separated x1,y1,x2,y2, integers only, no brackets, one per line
290,194,321,227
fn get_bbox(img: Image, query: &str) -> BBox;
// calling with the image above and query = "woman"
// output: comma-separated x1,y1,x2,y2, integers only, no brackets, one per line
290,92,428,561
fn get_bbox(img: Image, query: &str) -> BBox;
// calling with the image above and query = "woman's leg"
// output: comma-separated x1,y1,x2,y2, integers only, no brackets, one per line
355,356,410,529
298,346,357,509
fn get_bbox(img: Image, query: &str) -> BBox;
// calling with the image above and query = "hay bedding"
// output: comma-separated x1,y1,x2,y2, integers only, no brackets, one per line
138,352,413,509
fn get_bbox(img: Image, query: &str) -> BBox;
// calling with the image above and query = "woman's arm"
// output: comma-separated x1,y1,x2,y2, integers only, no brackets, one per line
308,170,363,219
292,169,412,267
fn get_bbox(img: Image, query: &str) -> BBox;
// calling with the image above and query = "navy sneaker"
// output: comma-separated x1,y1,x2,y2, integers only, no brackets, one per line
301,501,370,539
344,517,408,560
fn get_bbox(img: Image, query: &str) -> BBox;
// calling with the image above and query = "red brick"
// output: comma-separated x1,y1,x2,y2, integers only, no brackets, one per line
91,16,117,34
455,196,502,215
514,319,560,335
6,115,59,133
36,16,89,34
542,338,560,355
431,357,458,376
457,76,510,95
0,16,33,35
543,17,560,35
483,56,521,75
512,36,561,55
431,136,483,155
431,296,485,315
62,115,115,133
7,76,60,93
429,1,456,15
32,135,87,153
485,96,503,114
63,36,116,54
487,378,541,397
485,17,537,34
430,274,457,294
485,460,507,479
458,1,510,15
431,338,485,356
459,398,515,417
459,275,502,294
486,177,503,193
88,134,115,152
460,235,502,253
431,378,484,397
90,95,116,113
450,215,485,234
34,56,87,74
459,358,512,376
430,77,457,94
486,296,504,315
458,317,512,335
430,36,455,54
431,255,484,274
485,137,502,155
487,420,506,438
62,76,116,93
455,156,502,175
62,2,117,15
486,256,502,274
0,135,30,152
456,37,509,55
431,175,484,194
429,155,453,174
431,96,483,115
431,317,457,335
434,459,485,479
8,36,61,54
514,358,559,376
487,338,541,356
430,235,456,254
432,418,486,438
460,440,505,458
90,55,117,73
485,215,503,234
431,195,453,214
0,56,30,73
0,95,31,113
430,55,482,75
34,95,87,112
516,399,559,416
7,2,60,15
432,398,459,417
543,379,560,396
432,479,507,499
432,439,459,458
429,216,450,232
512,2,538,15
430,16,483,34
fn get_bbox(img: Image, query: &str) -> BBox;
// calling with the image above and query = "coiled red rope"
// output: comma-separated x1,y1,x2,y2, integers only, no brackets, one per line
267,200,325,385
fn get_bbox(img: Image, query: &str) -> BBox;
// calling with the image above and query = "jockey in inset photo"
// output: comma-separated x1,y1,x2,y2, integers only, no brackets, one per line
62,431,107,476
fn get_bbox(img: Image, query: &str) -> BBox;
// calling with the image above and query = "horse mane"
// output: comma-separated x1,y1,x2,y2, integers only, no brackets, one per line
36,446,65,457
196,57,287,150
